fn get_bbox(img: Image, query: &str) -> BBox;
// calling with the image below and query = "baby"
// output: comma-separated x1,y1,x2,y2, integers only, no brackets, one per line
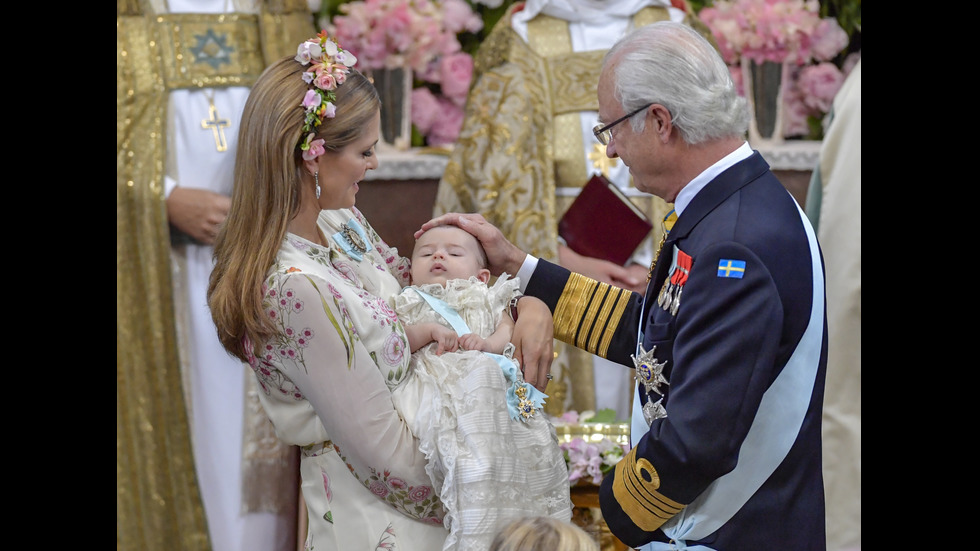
391,225,572,551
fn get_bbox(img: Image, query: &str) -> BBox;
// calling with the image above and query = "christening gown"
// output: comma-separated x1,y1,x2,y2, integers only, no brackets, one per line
392,275,573,551
247,208,449,551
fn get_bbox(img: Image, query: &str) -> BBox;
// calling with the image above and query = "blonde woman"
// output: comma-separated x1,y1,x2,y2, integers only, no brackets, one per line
207,32,556,551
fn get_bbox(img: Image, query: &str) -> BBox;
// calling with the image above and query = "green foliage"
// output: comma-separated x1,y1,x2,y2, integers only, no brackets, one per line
316,0,350,22
588,408,621,424
687,0,712,13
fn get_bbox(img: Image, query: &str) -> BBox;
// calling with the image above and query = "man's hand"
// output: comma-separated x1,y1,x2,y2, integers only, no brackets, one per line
510,296,555,393
416,213,527,277
167,187,231,245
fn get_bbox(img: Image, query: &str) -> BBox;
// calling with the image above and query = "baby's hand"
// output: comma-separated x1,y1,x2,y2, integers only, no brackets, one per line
459,333,489,353
431,325,459,355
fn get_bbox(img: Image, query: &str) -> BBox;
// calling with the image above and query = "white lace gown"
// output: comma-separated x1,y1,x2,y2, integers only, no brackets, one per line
392,276,573,551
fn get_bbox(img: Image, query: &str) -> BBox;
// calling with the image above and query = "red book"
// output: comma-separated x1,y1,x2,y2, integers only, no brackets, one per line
558,174,653,266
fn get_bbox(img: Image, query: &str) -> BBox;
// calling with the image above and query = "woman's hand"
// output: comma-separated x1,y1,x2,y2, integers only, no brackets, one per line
511,296,554,392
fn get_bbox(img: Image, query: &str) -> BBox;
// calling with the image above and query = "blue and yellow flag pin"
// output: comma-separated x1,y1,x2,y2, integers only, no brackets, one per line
717,259,746,279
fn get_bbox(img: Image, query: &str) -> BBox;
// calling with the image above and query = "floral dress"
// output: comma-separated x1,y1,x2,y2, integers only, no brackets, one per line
391,276,573,551
247,207,448,551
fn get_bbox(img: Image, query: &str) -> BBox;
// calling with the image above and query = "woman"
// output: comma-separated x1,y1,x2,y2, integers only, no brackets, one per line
207,32,556,550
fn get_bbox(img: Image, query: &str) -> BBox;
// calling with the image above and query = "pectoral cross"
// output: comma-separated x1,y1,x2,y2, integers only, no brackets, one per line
201,100,230,152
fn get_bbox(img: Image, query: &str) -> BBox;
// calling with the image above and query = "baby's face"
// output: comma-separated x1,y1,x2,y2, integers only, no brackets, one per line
410,226,489,286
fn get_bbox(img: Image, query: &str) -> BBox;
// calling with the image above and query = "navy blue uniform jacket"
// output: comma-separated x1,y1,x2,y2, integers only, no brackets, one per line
524,152,828,550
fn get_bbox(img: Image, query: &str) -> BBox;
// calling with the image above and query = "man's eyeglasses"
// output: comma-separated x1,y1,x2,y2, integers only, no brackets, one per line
593,103,653,146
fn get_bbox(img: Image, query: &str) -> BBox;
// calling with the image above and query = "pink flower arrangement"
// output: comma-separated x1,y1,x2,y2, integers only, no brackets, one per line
552,409,629,486
330,0,481,73
700,0,827,65
328,0,483,145
561,436,628,486
700,0,854,139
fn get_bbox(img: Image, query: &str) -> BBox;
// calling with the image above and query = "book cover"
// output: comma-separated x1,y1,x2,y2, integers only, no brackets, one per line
558,174,653,266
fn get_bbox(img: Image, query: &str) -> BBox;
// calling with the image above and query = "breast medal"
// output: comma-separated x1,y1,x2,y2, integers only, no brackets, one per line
632,345,669,425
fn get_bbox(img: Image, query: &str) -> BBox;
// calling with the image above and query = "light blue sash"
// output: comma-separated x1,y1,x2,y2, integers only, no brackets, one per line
410,289,548,422
632,200,824,551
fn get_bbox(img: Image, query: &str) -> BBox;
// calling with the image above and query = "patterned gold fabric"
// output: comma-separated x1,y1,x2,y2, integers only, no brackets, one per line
116,2,312,549
434,5,678,415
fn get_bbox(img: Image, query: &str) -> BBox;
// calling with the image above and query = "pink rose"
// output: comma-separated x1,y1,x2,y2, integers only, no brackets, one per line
387,477,407,489
427,97,464,146
314,71,338,91
810,18,849,62
369,480,389,497
381,331,406,366
407,485,431,502
438,52,473,106
441,0,484,34
796,62,844,114
410,86,441,135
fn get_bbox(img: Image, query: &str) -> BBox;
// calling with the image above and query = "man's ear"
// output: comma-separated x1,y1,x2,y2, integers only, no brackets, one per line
649,104,673,141
477,268,491,284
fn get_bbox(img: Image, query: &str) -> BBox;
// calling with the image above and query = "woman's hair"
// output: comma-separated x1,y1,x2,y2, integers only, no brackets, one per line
605,21,749,145
208,55,381,361
488,517,599,551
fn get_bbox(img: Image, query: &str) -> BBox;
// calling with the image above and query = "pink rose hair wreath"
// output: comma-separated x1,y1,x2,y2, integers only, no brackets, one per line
295,31,358,161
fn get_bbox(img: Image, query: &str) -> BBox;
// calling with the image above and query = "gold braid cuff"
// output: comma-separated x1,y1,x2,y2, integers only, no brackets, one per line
553,272,632,357
611,448,685,532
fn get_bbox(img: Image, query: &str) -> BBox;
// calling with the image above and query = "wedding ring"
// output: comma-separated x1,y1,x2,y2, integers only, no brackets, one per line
545,373,554,380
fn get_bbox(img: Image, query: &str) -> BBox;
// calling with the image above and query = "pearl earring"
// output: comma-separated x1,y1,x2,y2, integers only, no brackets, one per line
314,171,321,199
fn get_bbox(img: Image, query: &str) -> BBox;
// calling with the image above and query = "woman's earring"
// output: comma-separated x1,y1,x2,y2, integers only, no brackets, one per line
314,171,321,200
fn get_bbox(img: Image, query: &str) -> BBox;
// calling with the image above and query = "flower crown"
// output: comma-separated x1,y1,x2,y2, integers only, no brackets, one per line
294,31,358,161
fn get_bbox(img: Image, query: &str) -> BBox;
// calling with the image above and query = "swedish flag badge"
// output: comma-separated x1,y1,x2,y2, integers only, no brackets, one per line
717,259,746,279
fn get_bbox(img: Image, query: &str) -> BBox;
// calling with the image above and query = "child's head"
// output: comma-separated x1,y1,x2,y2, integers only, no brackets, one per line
489,516,599,551
410,225,490,286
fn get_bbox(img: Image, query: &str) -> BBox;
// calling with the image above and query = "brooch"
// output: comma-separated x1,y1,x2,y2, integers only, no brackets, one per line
332,218,369,261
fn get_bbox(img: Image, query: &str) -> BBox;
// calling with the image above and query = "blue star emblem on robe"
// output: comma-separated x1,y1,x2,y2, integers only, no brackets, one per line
190,28,235,70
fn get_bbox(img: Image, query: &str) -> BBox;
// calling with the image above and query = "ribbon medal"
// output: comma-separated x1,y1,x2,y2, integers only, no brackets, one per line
657,246,693,315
